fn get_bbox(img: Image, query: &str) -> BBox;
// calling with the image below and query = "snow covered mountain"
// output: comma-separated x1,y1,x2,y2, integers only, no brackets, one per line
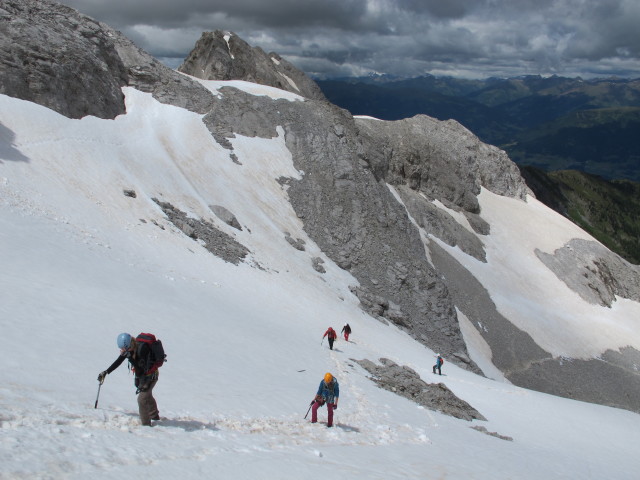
1,1,640,478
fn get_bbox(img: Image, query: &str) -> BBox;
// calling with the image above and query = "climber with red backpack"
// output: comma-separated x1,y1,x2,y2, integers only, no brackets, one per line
97,332,166,426
322,327,338,350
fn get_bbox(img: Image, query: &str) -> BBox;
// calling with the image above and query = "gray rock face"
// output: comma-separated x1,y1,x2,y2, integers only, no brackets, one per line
178,30,327,102
0,0,126,119
356,115,532,214
508,350,640,413
0,0,214,119
536,238,640,306
202,87,474,367
356,358,486,421
395,184,487,262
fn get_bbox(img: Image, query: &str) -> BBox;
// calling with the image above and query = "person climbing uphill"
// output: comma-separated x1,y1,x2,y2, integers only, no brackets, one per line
323,327,337,350
97,332,165,426
310,372,340,427
341,323,351,341
433,353,444,375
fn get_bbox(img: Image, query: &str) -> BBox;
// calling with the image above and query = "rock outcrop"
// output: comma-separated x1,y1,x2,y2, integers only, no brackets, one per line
0,0,214,119
153,199,250,265
356,358,486,421
178,30,327,102
537,238,640,307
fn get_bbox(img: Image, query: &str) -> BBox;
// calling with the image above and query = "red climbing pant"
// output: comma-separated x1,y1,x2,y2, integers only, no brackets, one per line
311,400,335,427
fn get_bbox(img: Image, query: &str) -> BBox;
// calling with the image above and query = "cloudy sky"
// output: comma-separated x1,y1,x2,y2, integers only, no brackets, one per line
60,0,640,79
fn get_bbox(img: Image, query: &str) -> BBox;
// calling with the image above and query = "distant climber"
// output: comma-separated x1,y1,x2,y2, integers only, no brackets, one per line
97,332,166,426
341,323,351,342
433,353,444,375
310,372,340,427
322,327,337,350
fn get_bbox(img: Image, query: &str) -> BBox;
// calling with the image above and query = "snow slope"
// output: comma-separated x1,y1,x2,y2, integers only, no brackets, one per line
1,85,640,479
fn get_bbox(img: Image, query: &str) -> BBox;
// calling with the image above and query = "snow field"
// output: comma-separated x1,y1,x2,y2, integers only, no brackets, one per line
1,85,640,479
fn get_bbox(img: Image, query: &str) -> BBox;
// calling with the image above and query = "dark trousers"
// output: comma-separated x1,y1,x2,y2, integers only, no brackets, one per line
328,337,334,350
433,364,441,375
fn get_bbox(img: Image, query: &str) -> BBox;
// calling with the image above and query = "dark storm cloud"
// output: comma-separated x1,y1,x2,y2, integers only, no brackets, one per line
61,0,640,79
402,0,482,19
65,0,371,31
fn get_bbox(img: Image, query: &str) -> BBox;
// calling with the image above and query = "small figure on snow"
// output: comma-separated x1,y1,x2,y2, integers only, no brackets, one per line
323,327,338,350
310,372,340,427
341,323,352,342
97,332,165,426
433,353,444,375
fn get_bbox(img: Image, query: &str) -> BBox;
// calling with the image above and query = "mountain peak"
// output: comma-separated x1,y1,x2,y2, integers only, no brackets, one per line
178,30,327,101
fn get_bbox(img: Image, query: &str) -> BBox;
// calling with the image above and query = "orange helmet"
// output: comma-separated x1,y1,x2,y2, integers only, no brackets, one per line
324,372,333,383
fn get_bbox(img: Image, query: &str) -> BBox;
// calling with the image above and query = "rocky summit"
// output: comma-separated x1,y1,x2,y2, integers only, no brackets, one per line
178,30,327,102
2,0,640,414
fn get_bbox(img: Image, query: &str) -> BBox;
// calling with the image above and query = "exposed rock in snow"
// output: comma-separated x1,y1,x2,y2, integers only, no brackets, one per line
211,204,243,231
154,199,250,265
356,358,486,421
537,238,640,306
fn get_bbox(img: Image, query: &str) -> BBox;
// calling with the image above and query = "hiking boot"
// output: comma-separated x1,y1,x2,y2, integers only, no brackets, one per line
151,415,160,421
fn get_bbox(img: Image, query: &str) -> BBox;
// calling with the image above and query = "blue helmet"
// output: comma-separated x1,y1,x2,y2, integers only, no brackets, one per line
117,332,132,349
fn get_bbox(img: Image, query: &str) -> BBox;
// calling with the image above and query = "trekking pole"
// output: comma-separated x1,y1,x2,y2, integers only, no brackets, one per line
321,337,324,346
304,400,314,419
94,381,102,409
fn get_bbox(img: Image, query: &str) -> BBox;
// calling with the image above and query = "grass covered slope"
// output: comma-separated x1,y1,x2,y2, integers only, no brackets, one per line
520,166,640,265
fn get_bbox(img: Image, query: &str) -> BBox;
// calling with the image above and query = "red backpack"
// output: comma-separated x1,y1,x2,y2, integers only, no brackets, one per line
135,333,166,374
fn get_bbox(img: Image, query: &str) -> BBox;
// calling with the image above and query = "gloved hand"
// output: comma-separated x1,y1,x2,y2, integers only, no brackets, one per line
333,404,338,410
97,371,107,384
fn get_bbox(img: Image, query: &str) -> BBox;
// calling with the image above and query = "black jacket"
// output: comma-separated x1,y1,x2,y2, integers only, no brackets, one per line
106,348,151,378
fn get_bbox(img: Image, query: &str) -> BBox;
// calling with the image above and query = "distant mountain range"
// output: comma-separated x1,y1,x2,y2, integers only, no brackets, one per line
317,75,640,182
318,75,640,264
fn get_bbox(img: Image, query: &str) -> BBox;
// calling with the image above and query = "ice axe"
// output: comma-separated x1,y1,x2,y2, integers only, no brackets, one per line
94,381,103,409
304,400,314,419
